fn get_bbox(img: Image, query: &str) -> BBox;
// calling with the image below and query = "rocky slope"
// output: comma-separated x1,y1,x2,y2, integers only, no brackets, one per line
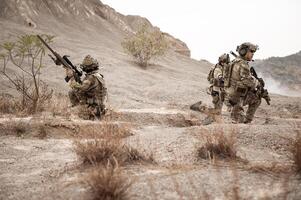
0,0,190,57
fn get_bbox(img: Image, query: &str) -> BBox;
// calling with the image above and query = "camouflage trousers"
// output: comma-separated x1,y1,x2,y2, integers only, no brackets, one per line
224,91,261,123
211,90,224,115
68,90,106,120
243,91,261,123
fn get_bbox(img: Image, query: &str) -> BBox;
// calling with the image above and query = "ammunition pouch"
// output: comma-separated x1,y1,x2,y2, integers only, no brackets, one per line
229,100,237,106
211,91,219,96
87,97,97,106
236,87,247,95
235,85,249,97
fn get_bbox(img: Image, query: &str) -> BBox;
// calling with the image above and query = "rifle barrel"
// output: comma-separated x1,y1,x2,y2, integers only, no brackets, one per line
37,35,82,82
37,35,56,55
230,51,238,58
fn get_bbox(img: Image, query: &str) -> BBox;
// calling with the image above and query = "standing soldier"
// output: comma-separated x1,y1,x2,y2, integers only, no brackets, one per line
67,55,107,120
223,42,261,123
207,53,230,114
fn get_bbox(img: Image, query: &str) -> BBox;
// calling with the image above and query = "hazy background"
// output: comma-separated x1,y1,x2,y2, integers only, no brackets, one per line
102,0,301,63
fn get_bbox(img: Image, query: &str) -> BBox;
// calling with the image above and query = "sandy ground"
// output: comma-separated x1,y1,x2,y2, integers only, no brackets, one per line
0,104,301,199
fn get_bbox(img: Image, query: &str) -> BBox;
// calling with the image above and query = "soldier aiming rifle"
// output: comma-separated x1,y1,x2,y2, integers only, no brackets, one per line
37,35,107,120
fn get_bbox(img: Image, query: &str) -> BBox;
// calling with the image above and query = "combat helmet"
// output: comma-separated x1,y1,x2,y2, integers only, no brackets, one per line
81,55,99,72
218,53,230,64
236,42,259,57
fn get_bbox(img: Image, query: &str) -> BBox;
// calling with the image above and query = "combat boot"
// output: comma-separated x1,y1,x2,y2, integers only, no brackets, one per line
190,101,202,111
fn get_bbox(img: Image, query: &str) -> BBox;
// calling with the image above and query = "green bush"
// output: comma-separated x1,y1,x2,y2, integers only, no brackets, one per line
122,24,169,67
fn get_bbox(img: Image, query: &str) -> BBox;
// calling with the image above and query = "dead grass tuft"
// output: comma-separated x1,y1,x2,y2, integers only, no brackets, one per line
12,122,28,137
36,124,48,139
0,92,53,116
0,95,18,114
245,162,293,176
292,132,301,173
74,138,153,166
101,123,133,138
73,116,152,166
0,121,29,137
74,139,121,165
84,163,131,200
123,145,154,164
198,131,237,160
45,94,70,118
78,122,132,139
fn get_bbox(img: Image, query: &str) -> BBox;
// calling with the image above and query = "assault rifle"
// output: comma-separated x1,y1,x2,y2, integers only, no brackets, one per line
230,51,271,105
37,35,82,83
250,67,271,105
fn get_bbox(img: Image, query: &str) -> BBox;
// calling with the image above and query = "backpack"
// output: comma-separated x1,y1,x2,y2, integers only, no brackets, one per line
223,59,240,88
207,65,217,83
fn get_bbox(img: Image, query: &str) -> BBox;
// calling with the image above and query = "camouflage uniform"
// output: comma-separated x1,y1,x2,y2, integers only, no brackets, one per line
68,55,107,119
224,43,260,123
190,54,229,114
208,54,230,114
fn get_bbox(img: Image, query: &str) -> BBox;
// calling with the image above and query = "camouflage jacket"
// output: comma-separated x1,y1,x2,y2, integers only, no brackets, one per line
73,71,107,104
212,63,223,91
232,57,256,85
225,57,257,96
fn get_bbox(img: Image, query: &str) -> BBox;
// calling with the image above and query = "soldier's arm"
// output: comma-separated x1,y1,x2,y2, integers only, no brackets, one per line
73,77,94,94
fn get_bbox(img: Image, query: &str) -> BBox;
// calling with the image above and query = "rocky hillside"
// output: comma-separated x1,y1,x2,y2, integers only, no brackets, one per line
0,0,208,109
0,0,190,57
254,51,301,94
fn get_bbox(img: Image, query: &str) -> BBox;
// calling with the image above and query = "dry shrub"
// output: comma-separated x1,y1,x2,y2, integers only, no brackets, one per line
12,122,28,137
292,132,301,173
0,90,53,116
0,34,54,114
101,123,132,138
45,93,70,117
1,121,29,137
1,120,49,139
198,131,237,160
36,124,48,139
124,145,154,164
84,163,131,200
74,138,120,165
74,138,153,166
74,124,153,166
0,95,19,114
78,122,132,139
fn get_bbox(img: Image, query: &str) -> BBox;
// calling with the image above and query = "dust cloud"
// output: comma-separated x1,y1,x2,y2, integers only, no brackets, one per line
262,75,301,97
